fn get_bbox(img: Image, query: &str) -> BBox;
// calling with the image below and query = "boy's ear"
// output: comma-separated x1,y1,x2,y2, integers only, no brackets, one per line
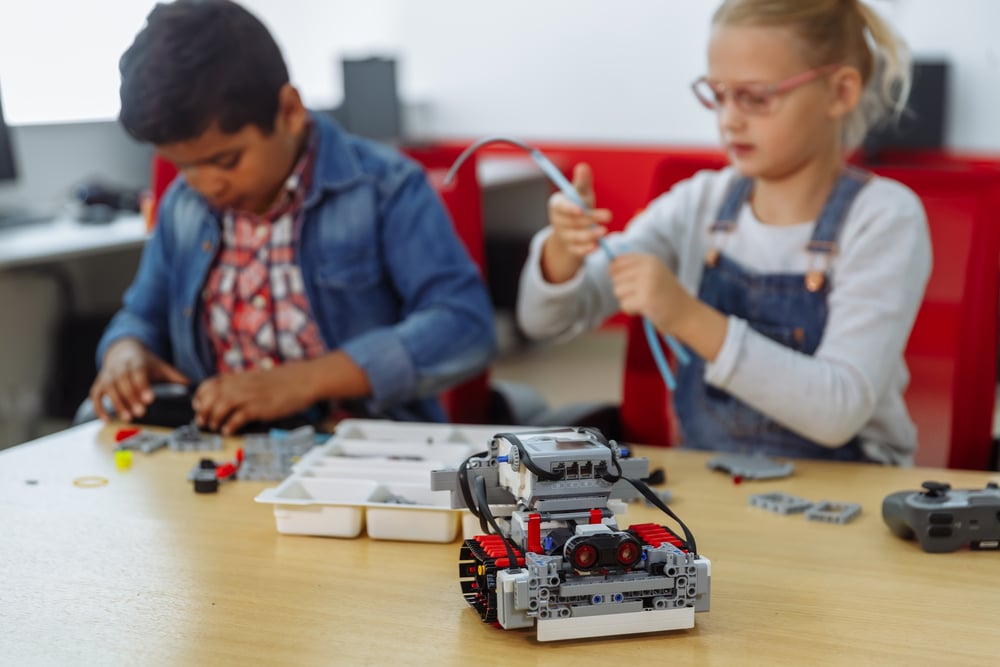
828,66,863,119
276,83,308,136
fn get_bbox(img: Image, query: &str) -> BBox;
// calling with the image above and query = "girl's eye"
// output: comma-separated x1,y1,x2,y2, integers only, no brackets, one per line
736,89,771,112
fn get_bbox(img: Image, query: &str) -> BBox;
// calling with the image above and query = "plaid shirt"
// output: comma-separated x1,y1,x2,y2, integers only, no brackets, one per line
203,125,326,374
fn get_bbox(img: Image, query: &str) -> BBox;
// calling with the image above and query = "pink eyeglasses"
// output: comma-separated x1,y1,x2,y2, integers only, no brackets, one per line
691,64,841,115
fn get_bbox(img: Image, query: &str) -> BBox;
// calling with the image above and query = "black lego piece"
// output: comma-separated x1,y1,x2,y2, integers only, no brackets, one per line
191,459,219,494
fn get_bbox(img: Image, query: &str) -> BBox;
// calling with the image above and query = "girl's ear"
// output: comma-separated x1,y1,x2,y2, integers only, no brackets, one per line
828,66,863,119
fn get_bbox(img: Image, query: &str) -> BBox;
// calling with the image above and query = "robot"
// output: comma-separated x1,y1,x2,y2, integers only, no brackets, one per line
431,427,710,641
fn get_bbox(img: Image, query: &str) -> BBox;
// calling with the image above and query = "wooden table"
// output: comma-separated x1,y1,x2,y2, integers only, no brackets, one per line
1,422,998,665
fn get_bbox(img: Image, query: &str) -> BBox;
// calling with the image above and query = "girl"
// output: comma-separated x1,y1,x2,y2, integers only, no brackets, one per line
516,0,931,464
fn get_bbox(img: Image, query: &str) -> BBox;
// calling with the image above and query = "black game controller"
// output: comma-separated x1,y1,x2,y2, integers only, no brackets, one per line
881,481,1000,553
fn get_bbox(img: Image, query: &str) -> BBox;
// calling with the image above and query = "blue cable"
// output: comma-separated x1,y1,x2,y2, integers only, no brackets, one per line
445,137,690,393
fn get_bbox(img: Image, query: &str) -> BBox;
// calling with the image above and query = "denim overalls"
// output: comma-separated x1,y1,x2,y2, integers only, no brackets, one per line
673,167,872,461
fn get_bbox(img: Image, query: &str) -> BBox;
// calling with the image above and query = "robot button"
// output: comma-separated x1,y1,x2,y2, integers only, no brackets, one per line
928,513,954,525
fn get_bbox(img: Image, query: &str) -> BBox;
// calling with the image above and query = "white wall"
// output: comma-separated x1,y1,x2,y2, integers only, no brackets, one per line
2,1,998,150
262,0,999,151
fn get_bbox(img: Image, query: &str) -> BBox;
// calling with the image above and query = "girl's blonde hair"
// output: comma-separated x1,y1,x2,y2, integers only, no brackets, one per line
712,0,911,151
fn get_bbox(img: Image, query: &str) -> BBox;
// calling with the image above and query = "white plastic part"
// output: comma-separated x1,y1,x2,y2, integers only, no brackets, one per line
536,606,696,641
255,420,527,542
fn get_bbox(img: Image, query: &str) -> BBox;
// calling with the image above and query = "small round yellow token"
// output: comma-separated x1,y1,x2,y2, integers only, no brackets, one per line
73,476,109,488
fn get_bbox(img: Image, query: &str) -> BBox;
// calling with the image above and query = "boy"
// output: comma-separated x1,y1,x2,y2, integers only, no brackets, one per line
90,0,496,435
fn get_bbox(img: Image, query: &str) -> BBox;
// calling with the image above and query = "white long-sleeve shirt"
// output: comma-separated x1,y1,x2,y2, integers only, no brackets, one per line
517,167,932,464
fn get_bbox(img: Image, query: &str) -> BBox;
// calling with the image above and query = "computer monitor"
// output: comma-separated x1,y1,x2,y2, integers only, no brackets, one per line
338,57,403,144
0,80,17,183
862,59,948,162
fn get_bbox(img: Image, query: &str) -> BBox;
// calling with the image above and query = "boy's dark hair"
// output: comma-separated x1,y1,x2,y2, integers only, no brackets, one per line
119,0,289,145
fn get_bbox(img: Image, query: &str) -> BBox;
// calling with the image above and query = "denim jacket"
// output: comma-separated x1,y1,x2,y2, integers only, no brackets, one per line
97,112,497,422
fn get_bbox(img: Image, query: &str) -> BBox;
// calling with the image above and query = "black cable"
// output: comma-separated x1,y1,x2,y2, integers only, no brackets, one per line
496,432,564,481
580,426,698,556
620,476,698,556
473,474,521,572
457,450,490,534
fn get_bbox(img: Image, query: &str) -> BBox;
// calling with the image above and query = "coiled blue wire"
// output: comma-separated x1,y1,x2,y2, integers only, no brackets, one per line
446,137,690,391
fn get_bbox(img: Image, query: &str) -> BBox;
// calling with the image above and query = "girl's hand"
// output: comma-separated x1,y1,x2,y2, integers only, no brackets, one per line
609,253,694,334
540,163,613,283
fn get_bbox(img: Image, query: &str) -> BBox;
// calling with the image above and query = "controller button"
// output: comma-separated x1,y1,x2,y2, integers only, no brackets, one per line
928,526,953,538
921,481,951,498
928,513,953,525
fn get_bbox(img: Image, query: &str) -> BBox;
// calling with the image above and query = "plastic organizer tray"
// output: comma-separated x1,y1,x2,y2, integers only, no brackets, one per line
254,419,532,542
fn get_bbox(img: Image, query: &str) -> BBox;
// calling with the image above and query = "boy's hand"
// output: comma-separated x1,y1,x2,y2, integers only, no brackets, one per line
609,253,694,333
192,363,318,436
89,338,190,422
541,163,613,283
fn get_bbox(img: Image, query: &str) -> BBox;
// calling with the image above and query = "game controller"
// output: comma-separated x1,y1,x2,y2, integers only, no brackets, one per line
881,481,1000,553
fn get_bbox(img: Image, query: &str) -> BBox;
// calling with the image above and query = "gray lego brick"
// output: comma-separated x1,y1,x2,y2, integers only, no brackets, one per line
168,423,222,451
804,500,862,524
706,453,794,480
748,491,814,515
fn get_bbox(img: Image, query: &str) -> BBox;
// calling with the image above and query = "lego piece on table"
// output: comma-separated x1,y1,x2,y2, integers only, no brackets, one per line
186,451,243,493
114,427,141,442
116,431,170,454
804,500,861,524
748,491,813,515
239,425,317,481
189,459,219,494
169,422,222,452
706,453,794,481
114,449,133,471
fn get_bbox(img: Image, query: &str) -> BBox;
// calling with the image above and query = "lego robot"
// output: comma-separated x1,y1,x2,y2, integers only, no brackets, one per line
431,427,710,641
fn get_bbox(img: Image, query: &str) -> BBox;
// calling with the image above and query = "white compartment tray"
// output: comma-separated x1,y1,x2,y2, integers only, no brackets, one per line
255,419,531,542
256,477,459,542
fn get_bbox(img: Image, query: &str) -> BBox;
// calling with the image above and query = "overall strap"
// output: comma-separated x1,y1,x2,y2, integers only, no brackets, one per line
706,175,753,266
803,166,874,291
710,176,754,233
806,166,874,253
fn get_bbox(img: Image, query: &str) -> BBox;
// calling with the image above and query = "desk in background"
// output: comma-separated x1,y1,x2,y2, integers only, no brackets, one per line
0,215,148,446
0,213,147,271
1,421,998,665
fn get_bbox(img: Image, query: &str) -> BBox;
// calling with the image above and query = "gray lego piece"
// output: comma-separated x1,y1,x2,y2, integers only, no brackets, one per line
749,492,814,515
707,453,794,480
239,425,318,481
804,500,862,524
116,431,169,454
169,422,222,452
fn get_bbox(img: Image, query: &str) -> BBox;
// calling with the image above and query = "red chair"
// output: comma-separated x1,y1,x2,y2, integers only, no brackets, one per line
630,153,1000,469
878,165,1000,469
148,147,492,424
